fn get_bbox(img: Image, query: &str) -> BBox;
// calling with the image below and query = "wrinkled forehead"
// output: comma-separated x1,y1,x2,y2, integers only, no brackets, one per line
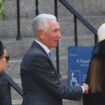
47,20,60,29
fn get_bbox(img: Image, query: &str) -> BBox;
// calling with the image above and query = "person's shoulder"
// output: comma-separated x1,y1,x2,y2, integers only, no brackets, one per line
0,73,8,88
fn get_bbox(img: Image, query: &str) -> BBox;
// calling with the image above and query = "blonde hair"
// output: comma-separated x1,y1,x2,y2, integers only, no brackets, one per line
89,57,103,93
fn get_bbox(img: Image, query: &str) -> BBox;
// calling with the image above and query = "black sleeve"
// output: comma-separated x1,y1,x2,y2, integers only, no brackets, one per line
83,93,91,105
0,75,12,105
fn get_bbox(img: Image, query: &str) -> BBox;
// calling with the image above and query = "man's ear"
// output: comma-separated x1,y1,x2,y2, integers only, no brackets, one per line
37,29,45,39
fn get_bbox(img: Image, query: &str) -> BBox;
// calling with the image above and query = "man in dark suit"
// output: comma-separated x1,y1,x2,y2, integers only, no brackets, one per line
20,14,88,105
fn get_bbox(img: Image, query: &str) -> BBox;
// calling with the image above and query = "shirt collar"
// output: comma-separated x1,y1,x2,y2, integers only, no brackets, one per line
35,39,50,54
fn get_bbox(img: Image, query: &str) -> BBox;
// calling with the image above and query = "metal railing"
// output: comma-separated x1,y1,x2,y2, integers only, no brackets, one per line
59,0,97,44
16,0,21,40
16,0,39,40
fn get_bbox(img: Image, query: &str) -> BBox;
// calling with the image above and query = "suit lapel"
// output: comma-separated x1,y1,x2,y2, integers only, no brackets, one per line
31,41,48,55
31,41,58,76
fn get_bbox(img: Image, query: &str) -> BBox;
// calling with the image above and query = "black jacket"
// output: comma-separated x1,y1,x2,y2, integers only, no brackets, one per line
0,73,12,105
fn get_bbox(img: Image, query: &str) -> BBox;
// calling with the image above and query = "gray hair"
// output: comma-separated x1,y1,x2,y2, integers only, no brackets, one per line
32,14,57,37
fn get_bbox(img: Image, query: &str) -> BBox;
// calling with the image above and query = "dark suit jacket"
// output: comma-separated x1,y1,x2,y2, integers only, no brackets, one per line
0,73,12,105
20,41,82,105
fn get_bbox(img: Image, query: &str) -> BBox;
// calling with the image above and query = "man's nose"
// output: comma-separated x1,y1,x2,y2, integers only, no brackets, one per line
58,31,62,38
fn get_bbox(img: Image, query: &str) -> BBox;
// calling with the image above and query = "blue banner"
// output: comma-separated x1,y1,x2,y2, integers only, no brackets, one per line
68,46,93,87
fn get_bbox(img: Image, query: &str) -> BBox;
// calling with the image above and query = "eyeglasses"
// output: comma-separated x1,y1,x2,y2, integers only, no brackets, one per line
0,56,10,62
5,56,10,62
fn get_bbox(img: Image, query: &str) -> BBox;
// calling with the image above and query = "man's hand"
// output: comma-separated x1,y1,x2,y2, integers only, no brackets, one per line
82,83,89,94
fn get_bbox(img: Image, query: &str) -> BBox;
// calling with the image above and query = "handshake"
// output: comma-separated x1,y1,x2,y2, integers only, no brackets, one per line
81,83,89,94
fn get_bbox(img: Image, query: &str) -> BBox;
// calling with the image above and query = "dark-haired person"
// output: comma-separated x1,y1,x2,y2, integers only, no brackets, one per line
20,14,88,105
0,40,12,105
83,23,105,105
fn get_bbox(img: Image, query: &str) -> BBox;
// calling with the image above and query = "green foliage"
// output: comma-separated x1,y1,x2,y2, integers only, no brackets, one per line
0,0,8,20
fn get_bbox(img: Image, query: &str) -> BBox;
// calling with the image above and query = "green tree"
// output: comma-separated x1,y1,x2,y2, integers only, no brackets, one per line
0,0,8,20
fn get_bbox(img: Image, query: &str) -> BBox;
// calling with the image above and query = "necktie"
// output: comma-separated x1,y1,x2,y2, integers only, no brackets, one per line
48,52,52,60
